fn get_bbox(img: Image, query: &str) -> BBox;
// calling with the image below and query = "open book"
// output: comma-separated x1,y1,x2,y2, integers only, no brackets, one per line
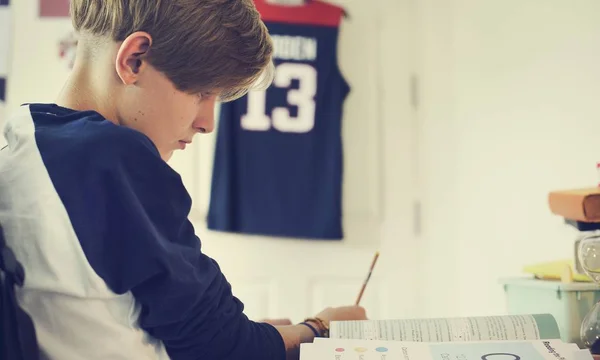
300,314,594,360
329,314,560,342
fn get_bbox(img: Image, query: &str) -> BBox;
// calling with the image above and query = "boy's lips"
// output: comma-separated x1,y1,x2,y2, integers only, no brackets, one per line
178,140,191,149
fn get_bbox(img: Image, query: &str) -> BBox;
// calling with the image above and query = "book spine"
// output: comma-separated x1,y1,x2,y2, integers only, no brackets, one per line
549,190,600,222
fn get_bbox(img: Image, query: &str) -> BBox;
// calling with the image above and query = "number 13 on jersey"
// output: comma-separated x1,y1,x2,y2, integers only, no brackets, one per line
241,62,317,133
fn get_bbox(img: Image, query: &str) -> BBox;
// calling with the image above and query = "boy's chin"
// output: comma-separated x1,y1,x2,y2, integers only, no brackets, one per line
162,150,175,162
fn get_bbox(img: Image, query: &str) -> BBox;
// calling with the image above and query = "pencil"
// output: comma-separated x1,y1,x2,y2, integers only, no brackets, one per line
355,251,380,305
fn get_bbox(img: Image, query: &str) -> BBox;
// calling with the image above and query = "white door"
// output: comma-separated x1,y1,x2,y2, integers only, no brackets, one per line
168,0,422,323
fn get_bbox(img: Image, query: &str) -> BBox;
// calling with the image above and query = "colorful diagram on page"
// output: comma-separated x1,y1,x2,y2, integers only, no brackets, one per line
308,340,405,360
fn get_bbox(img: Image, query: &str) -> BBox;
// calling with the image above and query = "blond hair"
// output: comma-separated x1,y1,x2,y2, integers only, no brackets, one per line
70,0,274,102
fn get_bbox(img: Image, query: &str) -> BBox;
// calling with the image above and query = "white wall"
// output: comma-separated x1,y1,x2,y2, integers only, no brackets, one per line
418,0,600,317
6,2,73,112
0,3,12,137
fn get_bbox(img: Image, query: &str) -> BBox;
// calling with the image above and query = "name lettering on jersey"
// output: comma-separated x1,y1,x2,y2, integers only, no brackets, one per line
271,35,318,62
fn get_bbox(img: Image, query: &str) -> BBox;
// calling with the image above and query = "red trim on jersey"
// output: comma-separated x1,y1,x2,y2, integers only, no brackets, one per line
254,0,344,27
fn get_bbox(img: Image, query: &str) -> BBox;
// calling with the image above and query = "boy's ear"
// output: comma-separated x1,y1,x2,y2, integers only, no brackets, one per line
115,31,152,85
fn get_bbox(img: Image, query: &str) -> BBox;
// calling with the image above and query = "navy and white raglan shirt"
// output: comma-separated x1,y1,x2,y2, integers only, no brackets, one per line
0,103,285,360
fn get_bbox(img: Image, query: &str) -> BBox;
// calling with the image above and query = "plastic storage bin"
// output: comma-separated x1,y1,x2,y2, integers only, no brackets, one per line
501,277,600,348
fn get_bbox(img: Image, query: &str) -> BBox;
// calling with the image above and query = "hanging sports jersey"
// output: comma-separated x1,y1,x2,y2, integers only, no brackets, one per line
207,0,350,240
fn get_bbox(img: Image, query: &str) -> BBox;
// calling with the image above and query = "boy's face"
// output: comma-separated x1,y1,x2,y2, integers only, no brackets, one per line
117,65,217,161
113,32,217,161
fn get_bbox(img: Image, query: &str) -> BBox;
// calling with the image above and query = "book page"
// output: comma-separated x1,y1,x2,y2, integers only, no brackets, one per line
574,349,596,360
330,314,560,342
303,338,588,360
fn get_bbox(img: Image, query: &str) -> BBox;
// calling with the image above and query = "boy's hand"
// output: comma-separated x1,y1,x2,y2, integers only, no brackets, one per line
273,306,367,358
314,305,368,327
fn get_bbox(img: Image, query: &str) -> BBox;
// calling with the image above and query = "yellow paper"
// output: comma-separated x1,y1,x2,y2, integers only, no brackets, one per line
523,260,592,282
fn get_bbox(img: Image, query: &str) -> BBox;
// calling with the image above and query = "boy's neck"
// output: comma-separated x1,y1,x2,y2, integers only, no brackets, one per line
55,46,120,125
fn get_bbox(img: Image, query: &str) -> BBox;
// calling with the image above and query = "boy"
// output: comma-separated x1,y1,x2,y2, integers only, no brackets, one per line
0,0,366,359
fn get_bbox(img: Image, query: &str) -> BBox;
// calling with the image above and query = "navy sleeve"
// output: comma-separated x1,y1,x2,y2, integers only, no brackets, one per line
91,133,286,360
